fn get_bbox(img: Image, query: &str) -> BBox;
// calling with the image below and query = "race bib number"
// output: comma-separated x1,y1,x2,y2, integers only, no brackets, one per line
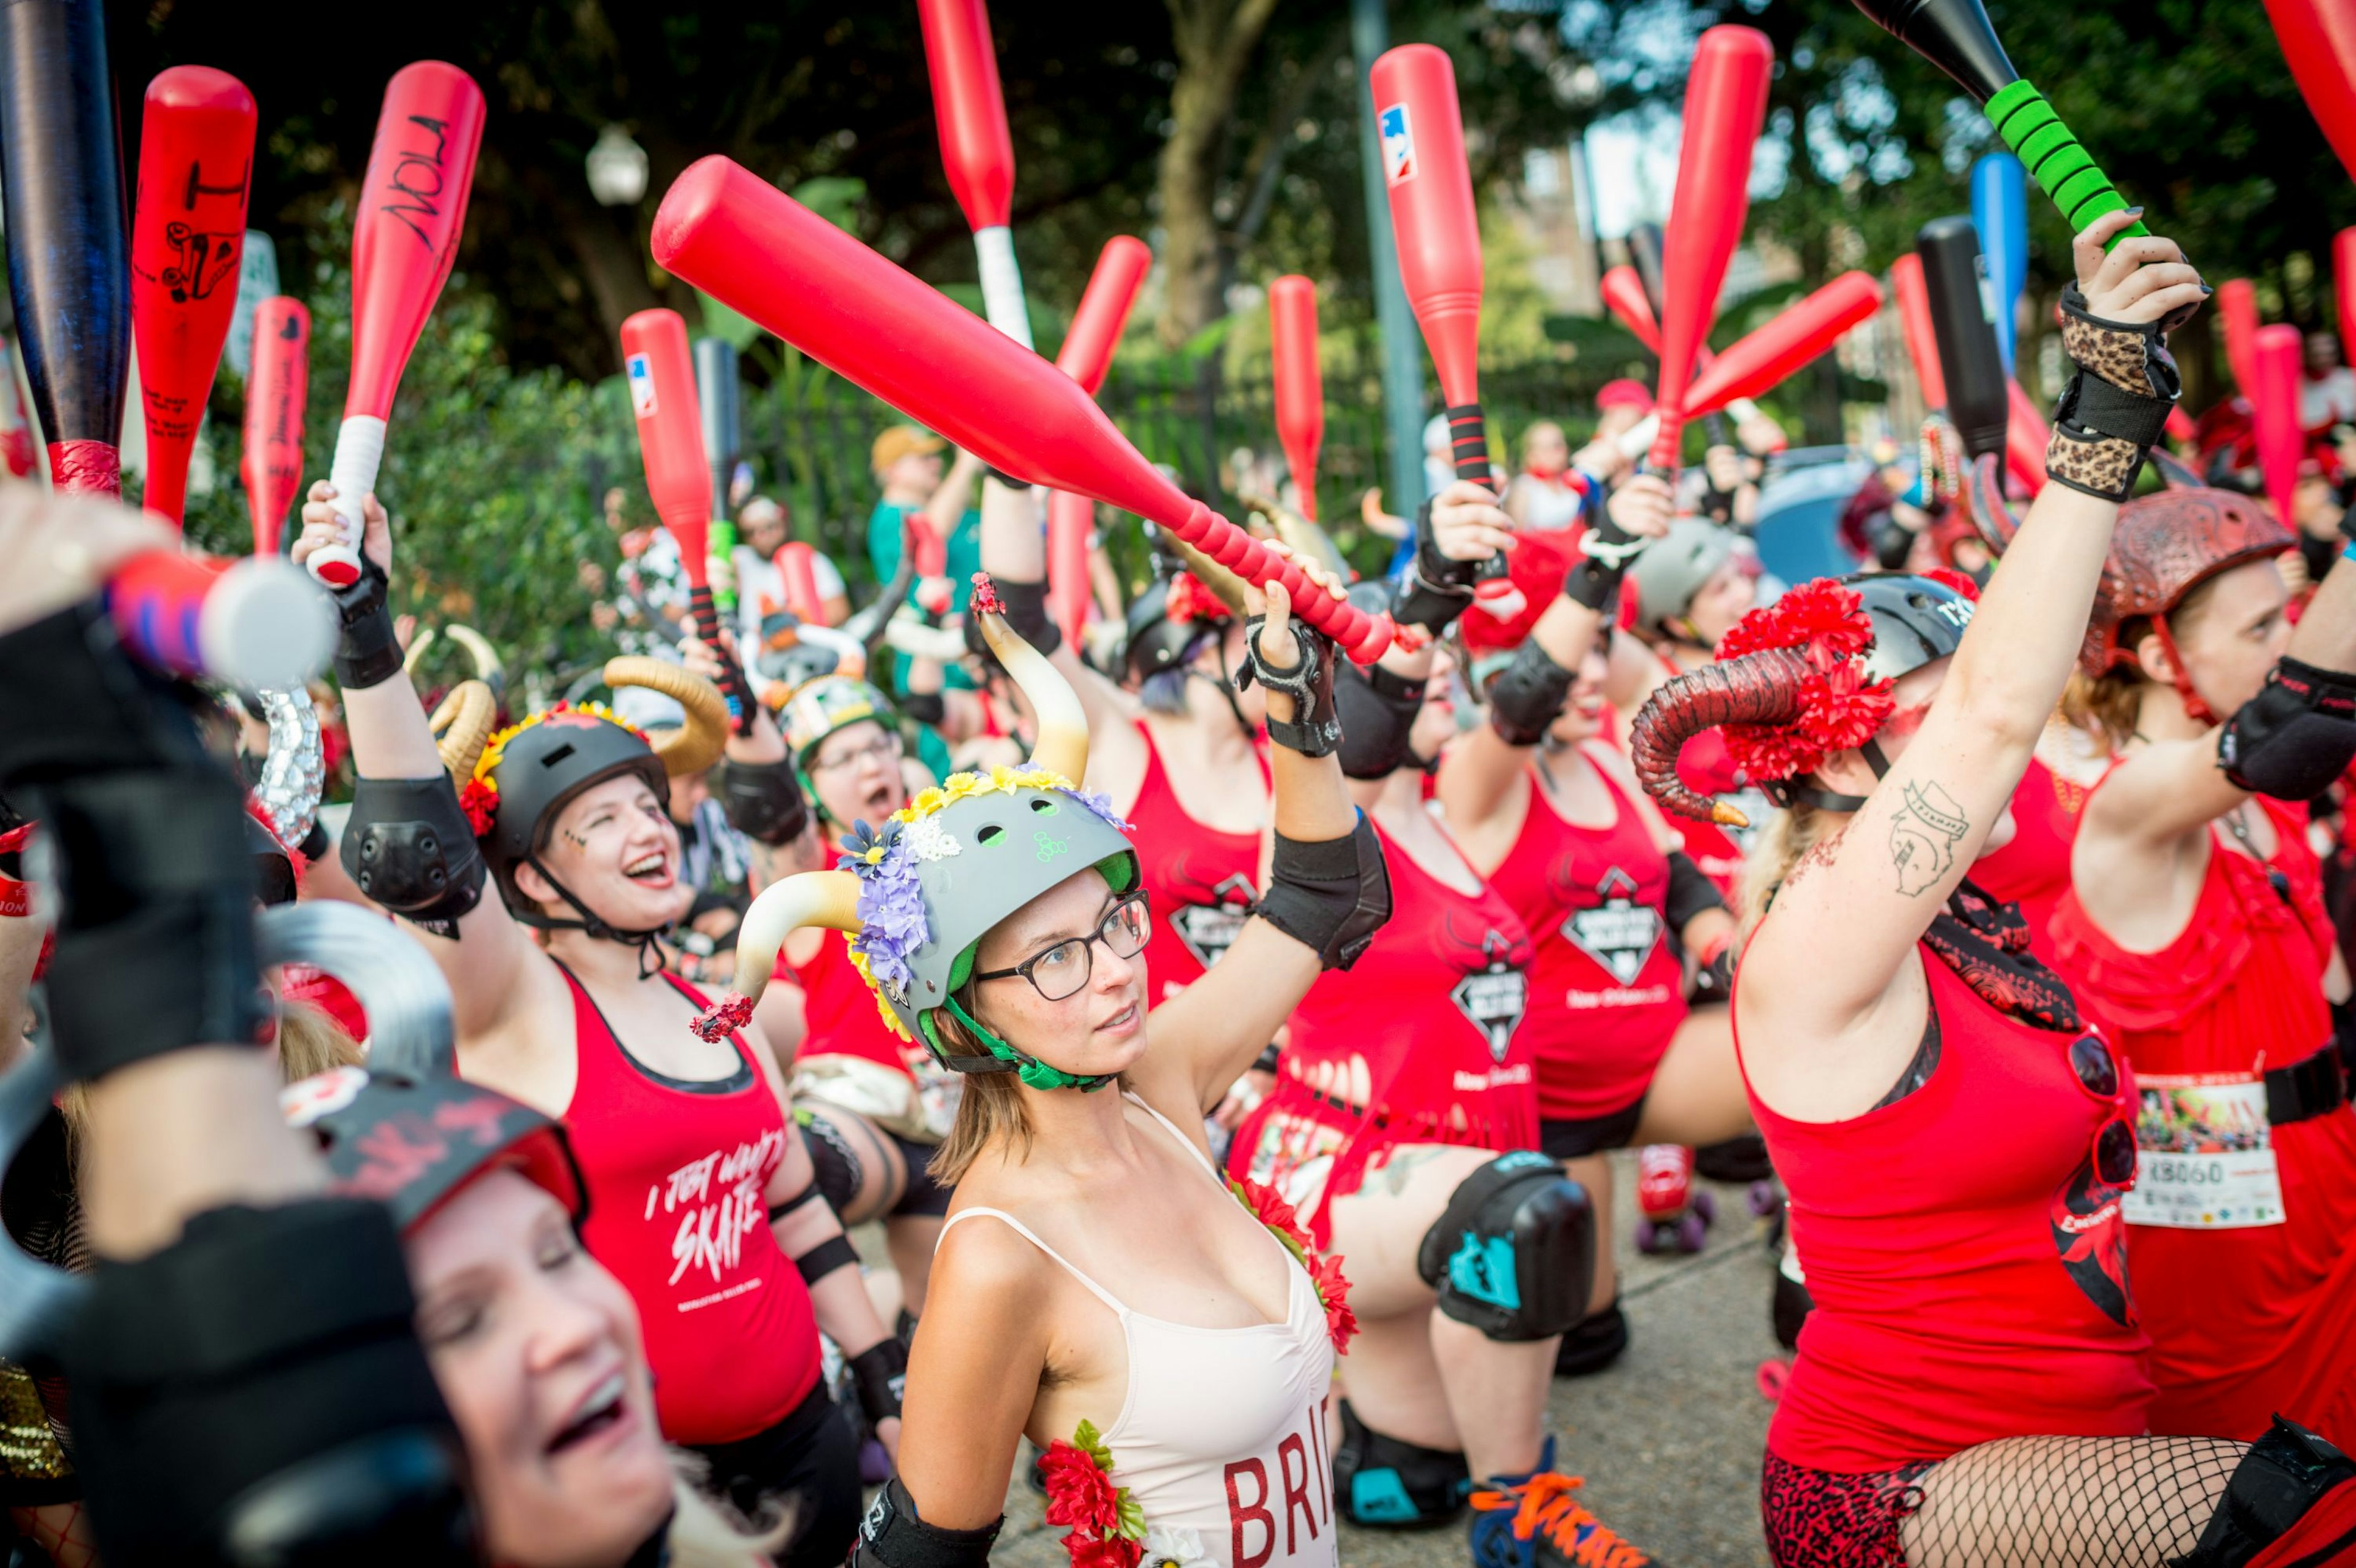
2119,1074,2285,1230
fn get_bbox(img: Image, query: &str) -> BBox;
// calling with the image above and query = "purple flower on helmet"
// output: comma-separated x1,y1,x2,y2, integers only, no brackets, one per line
1060,786,1133,834
850,850,928,994
837,818,903,877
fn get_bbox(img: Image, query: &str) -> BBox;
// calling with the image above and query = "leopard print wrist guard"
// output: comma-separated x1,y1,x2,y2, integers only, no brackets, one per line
2046,284,2181,501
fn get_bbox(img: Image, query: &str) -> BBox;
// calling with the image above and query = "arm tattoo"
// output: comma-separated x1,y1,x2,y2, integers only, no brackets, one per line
1889,780,1969,896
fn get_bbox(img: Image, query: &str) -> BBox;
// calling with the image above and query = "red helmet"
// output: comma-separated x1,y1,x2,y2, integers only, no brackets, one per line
2079,486,2292,682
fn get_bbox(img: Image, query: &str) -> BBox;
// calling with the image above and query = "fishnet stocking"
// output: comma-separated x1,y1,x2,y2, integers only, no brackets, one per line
1900,1435,2247,1567
11,1500,96,1568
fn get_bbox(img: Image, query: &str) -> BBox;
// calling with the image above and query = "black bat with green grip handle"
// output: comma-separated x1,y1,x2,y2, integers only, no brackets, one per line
1851,0,2151,248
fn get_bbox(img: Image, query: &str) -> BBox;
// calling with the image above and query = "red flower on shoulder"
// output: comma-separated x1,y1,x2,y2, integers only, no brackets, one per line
1311,1253,1359,1355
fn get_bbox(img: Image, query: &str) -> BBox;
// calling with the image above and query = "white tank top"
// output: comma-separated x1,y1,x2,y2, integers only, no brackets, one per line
942,1094,1339,1568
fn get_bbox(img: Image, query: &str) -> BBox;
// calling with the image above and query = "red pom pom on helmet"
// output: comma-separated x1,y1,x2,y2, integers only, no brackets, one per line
1712,580,1894,785
1164,571,1232,626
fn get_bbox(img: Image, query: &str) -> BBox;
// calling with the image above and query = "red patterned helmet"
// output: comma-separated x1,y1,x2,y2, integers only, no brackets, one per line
2079,486,2292,680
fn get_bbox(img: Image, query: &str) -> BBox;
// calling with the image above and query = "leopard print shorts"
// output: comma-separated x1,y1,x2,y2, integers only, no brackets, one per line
1761,1450,1937,1568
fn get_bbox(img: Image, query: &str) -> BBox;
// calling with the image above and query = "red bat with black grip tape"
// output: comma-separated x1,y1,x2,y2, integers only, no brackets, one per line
130,66,256,528
308,63,486,588
620,308,755,734
242,298,309,558
1,0,129,495
652,159,1394,663
1649,26,1773,475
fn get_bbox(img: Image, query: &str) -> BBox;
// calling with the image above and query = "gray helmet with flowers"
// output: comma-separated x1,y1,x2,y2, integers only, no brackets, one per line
697,580,1138,1091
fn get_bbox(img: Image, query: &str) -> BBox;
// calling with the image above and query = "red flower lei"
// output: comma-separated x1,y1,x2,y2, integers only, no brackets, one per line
1040,1421,1145,1568
1227,1175,1358,1354
1713,578,1895,784
1164,571,1231,626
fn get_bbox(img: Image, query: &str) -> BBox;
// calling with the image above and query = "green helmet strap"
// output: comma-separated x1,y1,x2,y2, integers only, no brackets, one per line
918,956,1117,1093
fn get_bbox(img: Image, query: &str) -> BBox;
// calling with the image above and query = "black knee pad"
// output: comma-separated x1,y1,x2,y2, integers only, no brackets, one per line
1416,1151,1593,1342
796,1112,862,1216
1331,1401,1469,1529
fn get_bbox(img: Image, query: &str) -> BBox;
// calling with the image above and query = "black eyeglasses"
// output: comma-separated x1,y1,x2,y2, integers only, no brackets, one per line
972,891,1152,1002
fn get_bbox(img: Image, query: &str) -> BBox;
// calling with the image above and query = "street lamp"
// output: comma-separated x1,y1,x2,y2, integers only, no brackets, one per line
586,124,649,207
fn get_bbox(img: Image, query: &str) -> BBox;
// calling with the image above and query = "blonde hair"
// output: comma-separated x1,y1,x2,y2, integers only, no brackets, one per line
276,997,364,1080
925,1004,1036,1188
2062,666,2144,755
1736,801,1849,946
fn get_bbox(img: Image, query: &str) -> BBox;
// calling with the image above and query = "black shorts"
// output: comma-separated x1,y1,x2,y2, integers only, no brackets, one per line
798,1109,955,1221
888,1131,953,1218
1539,1096,1647,1160
688,1378,862,1566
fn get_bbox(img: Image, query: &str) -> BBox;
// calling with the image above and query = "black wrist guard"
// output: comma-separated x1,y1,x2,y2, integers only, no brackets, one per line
901,690,946,726
1255,809,1390,970
848,1337,908,1426
1565,516,1642,613
712,756,809,847
43,768,272,1080
330,555,404,691
2045,284,2182,502
961,575,1060,661
342,776,487,935
1487,641,1576,747
1335,659,1425,781
851,1477,1002,1568
1392,501,1480,636
65,1200,474,1567
1235,615,1341,757
1252,1041,1282,1074
1663,850,1728,933
0,601,214,788
1690,943,1735,1005
2219,655,2356,800
794,1233,858,1288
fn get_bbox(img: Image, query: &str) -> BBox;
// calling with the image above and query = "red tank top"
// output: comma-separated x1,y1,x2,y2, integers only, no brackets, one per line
1128,721,1267,1003
1230,821,1538,1248
1486,751,1687,1122
1741,945,2153,1471
1971,756,2088,964
558,964,822,1445
2051,796,2356,1441
780,929,916,1082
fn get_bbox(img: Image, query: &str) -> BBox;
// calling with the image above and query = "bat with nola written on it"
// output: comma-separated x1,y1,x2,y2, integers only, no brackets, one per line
306,62,486,588
918,0,1033,348
1048,234,1150,646
242,298,309,557
653,159,1394,662
129,66,256,527
0,0,129,494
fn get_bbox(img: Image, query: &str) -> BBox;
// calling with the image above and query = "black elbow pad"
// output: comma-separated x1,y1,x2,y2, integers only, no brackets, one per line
342,777,485,932
901,690,946,727
1663,850,1728,933
2218,656,2356,801
712,756,809,847
852,1477,1002,1568
1487,642,1576,748
1255,810,1391,970
1336,660,1425,780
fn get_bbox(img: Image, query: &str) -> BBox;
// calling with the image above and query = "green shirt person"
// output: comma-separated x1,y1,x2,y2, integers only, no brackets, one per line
865,424,984,610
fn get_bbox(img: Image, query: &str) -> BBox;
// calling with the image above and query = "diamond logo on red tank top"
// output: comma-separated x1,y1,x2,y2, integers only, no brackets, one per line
1172,872,1258,969
1563,868,1665,986
1450,930,1530,1064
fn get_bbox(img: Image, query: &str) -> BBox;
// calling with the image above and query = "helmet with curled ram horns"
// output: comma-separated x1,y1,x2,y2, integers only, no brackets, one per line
1629,572,1979,824
696,577,1142,1093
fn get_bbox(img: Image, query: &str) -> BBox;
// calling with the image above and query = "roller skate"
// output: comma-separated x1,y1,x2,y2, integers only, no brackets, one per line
1633,1144,1712,1255
1693,1132,1772,1185
1469,1437,1656,1567
1333,1399,1471,1527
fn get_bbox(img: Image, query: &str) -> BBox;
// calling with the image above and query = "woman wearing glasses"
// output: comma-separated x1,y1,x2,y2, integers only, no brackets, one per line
2049,486,2356,1445
1631,214,2356,1566
706,555,1385,1568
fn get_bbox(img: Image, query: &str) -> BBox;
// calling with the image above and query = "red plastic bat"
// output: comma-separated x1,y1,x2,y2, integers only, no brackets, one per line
2265,0,2356,186
242,298,309,558
652,158,1393,661
1369,45,1488,488
2252,323,2305,527
1889,253,1948,410
1269,275,1323,522
773,542,825,625
106,550,333,689
1049,235,1150,644
2217,279,2260,396
2004,380,2049,494
1682,272,1882,415
918,0,1031,347
1649,26,1774,472
309,62,487,587
129,67,255,528
620,307,753,732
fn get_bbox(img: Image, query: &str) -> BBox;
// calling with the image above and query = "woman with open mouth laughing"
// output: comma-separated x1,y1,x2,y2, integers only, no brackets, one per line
701,552,1388,1568
296,485,904,1563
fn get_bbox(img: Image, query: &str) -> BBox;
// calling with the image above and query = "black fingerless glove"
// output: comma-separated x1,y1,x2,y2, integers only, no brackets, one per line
0,605,270,1080
848,1337,909,1426
1235,615,1340,757
1565,512,1644,613
1391,500,1480,635
2045,284,2182,502
330,555,404,691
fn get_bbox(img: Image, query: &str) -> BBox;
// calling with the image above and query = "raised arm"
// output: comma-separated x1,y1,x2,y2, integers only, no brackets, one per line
291,484,535,1039
1138,550,1371,1113
1742,212,2204,1090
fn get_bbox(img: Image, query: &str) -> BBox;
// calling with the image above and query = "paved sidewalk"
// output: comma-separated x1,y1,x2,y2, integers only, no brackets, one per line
978,1152,1783,1566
